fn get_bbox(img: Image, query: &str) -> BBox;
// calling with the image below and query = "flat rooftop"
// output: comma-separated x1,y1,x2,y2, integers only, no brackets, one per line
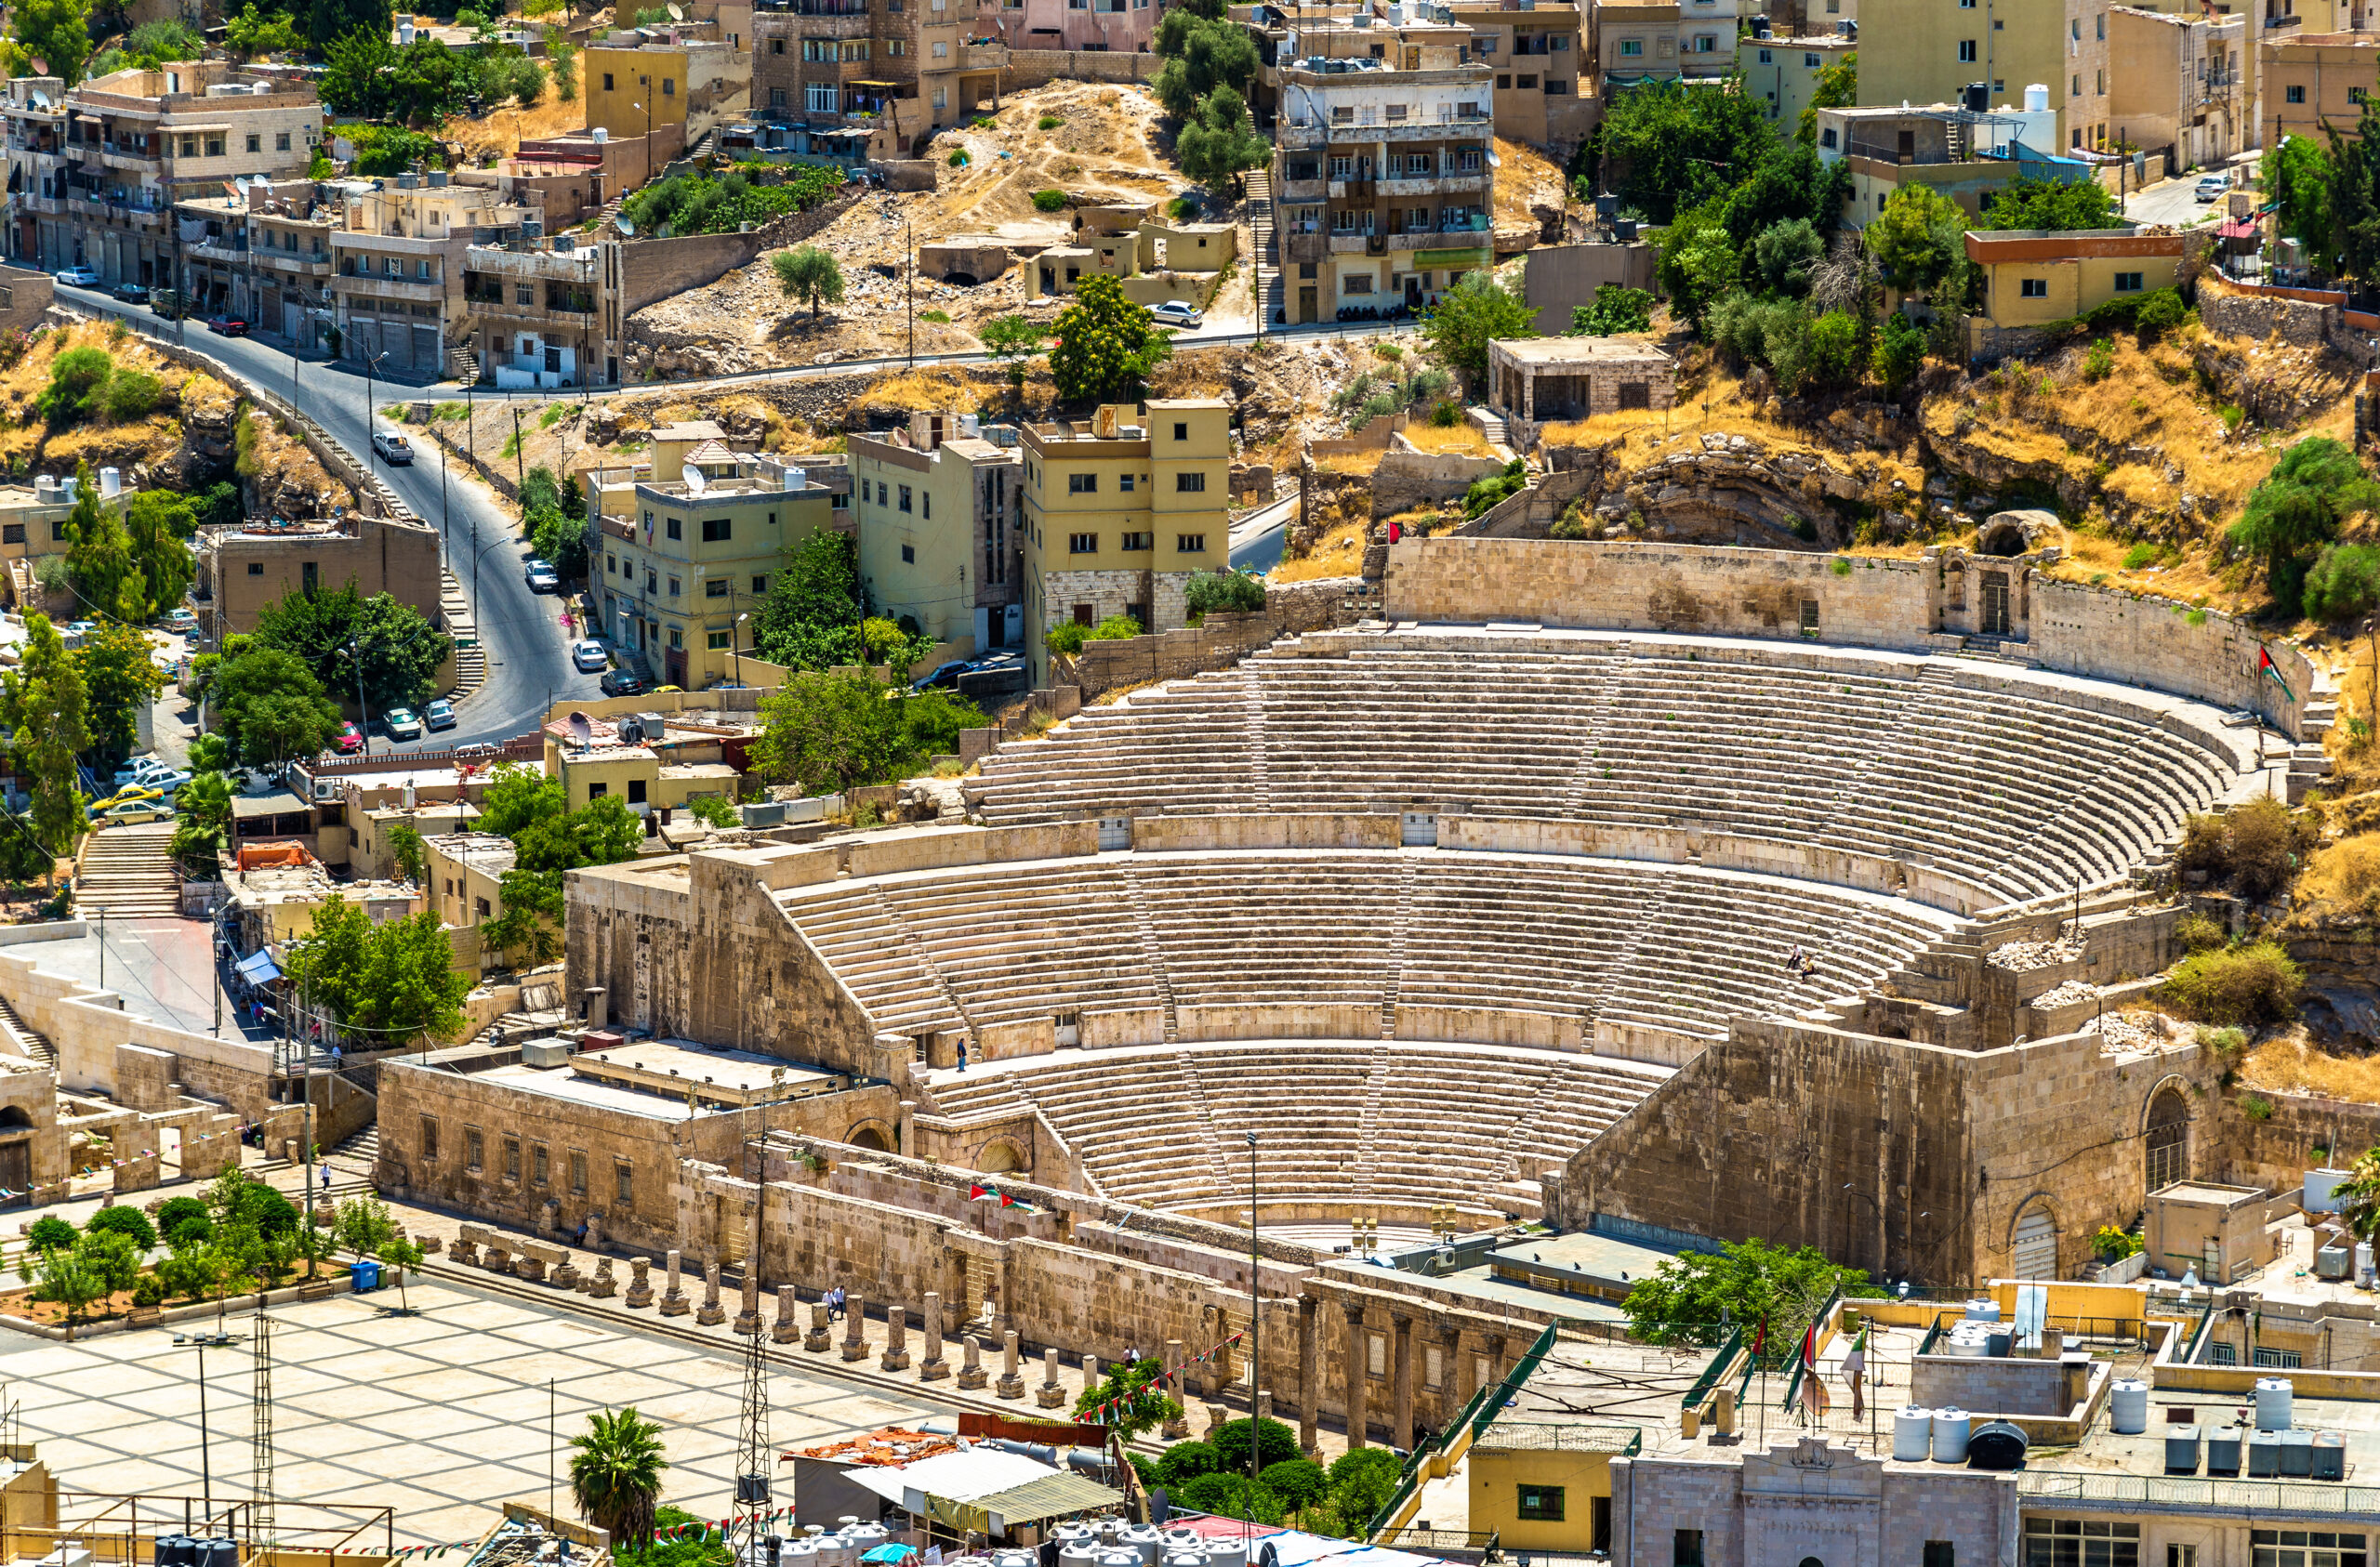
1490,336,1673,365
571,1037,845,1106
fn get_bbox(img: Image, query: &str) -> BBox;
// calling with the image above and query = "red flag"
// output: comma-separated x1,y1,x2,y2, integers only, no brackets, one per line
1752,1313,1765,1359
1389,518,1402,544
969,1183,987,1201
999,1191,1015,1207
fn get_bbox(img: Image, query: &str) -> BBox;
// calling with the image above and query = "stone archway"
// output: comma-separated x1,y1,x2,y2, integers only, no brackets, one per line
977,1140,1025,1174
847,1125,891,1152
2146,1085,2190,1193
2010,1196,2059,1279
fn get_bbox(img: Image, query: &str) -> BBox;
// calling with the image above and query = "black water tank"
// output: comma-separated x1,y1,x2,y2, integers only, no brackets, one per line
153,1534,193,1567
1967,1421,2029,1470
1964,81,1990,112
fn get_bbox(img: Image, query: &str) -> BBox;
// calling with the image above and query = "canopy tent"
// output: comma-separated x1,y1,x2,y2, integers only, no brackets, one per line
235,949,282,985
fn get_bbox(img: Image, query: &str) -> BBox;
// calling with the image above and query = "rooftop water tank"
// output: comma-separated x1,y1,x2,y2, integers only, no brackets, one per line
99,465,120,497
2315,1431,2347,1481
1057,1547,1101,1567
2248,1429,2285,1478
2110,1379,2149,1435
592,125,610,143
1932,1408,1970,1463
1968,1420,2030,1471
1892,1405,1932,1461
2282,1429,2316,1478
1120,1525,1163,1564
59,476,76,501
2025,82,2050,112
2163,1425,2202,1476
2256,1376,2294,1431
2207,1426,2243,1475
1204,1544,1247,1567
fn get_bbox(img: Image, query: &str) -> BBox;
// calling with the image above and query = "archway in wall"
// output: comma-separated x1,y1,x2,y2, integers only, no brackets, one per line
0,1106,34,1130
1978,519,2030,557
2147,1087,2190,1193
2012,1202,2058,1279
977,1141,1025,1174
848,1126,891,1152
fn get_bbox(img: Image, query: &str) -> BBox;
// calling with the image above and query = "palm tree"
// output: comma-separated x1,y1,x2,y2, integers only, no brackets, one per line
2335,1150,2380,1245
570,1407,668,1548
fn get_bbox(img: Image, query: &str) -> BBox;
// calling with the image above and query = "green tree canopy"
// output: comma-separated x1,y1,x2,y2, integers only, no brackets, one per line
1151,7,1258,119
2267,135,2335,256
210,646,340,770
1621,1235,1884,1351
2228,437,2380,613
306,0,393,50
14,0,96,85
570,1408,669,1547
1569,284,1655,336
772,245,846,319
751,530,873,670
1073,1355,1181,1440
1049,274,1174,405
1176,85,1268,188
1593,78,1777,223
1975,174,2120,231
750,670,984,796
980,314,1048,392
283,897,473,1047
1418,270,1536,390
78,624,166,758
1657,203,1741,333
253,580,450,712
1864,183,1964,294
6,615,87,865
2328,97,2380,280
1797,50,1856,145
225,3,305,57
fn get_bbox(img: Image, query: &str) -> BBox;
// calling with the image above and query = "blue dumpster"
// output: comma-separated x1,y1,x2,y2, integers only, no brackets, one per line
350,1258,381,1292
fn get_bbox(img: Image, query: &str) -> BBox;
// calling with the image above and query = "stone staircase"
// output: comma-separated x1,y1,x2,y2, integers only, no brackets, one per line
445,345,480,383
1472,409,1512,447
443,570,487,700
1245,169,1275,327
0,994,57,1070
329,1119,379,1167
74,823,180,918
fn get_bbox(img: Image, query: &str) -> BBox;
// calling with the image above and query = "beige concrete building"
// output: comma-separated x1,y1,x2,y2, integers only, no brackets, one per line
2260,29,2380,149
174,178,337,348
1964,225,2186,355
2109,5,2247,168
424,831,515,933
0,469,131,612
333,173,522,380
459,230,624,388
1815,99,2068,226
1444,0,1593,145
1597,4,1682,86
850,411,1023,655
196,512,445,640
749,0,1001,154
585,421,840,688
1486,336,1677,426
1740,33,1858,131
1018,400,1234,687
1860,0,2113,150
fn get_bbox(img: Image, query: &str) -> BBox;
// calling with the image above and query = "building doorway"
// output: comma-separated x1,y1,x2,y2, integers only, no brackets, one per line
1981,571,2012,636
2012,1204,2057,1278
2147,1088,2189,1191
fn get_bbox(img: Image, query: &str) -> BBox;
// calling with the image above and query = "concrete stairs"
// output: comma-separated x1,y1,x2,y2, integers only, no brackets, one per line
329,1119,379,1167
74,823,180,918
0,995,57,1070
445,346,480,383
1471,410,1512,447
1344,1047,1390,1200
1378,858,1414,1039
1245,169,1275,325
443,570,487,701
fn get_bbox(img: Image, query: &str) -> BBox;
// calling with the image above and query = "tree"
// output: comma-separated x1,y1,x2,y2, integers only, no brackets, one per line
7,615,87,870
387,820,428,885
570,1408,669,1547
1805,309,1862,390
772,246,846,320
377,1236,425,1311
1568,284,1655,336
20,1243,106,1338
980,314,1048,394
1865,183,1963,294
1722,139,1851,247
1593,78,1776,223
1210,1416,1301,1474
1621,1236,1883,1350
1184,569,1266,619
1150,8,1258,119
37,349,116,424
2267,135,2336,256
15,0,96,85
334,1193,399,1261
318,27,396,117
78,625,167,758
61,467,140,622
284,898,474,1047
750,670,980,795
1752,217,1826,296
253,582,450,711
1418,270,1536,391
2305,543,2380,623
2328,96,2380,281
480,761,570,837
2228,437,2380,613
124,492,198,618
1874,309,1926,390
1656,205,1740,334
1049,275,1174,405
1073,1355,1181,1440
27,1216,75,1252
1175,85,1268,189
225,3,305,57
208,647,339,770
1975,174,2120,232
2334,1149,2380,1247
306,0,394,53
1797,50,1856,146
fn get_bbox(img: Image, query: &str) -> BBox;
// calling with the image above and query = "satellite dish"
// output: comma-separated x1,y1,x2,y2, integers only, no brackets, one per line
681,463,707,495
1486,149,1501,167
615,216,637,236
668,4,684,18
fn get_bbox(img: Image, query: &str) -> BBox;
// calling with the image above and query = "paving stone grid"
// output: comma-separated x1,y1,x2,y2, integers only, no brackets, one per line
0,1280,939,1548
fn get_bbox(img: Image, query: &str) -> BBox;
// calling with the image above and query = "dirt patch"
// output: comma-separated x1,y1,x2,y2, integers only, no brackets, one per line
435,51,596,165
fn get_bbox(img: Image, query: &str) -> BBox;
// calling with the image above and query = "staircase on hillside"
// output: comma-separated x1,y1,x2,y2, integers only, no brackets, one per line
74,823,181,919
443,571,488,700
1246,169,1275,327
1472,409,1512,447
445,346,481,384
0,994,57,1070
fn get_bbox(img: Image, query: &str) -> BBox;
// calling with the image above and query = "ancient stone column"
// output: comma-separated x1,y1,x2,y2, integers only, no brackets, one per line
1161,1340,1190,1439
772,1285,800,1344
1258,1390,1274,1424
550,1252,580,1290
995,1329,1025,1399
589,1258,616,1298
1343,1308,1370,1449
1082,1354,1103,1400
585,1212,604,1252
958,1335,988,1390
625,1257,654,1309
804,1300,832,1352
1037,1347,1065,1408
1298,1297,1321,1456
881,1306,911,1372
842,1295,869,1361
1391,1313,1415,1453
919,1291,950,1380
734,1264,761,1337
658,1249,689,1316
696,1257,726,1326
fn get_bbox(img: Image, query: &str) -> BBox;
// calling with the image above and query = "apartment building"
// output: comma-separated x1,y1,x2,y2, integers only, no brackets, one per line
1741,32,1859,128
2261,28,2378,146
333,172,522,379
850,411,1023,655
0,469,131,612
1676,0,1745,74
586,30,752,144
0,63,320,286
197,513,445,639
1815,97,2069,225
750,0,1006,151
1442,0,1592,143
1964,224,2185,355
1274,55,1497,324
2109,5,2247,166
1860,0,2113,149
1017,400,1233,688
1598,4,1684,84
979,0,1157,53
174,178,337,346
585,421,840,688
460,230,623,388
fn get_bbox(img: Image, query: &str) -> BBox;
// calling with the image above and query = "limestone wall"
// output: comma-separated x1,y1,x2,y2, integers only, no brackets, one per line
2029,576,2312,739
1051,577,1373,702
1131,814,1400,851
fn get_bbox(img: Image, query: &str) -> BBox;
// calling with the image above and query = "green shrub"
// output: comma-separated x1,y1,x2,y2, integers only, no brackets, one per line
2121,541,2162,571
972,116,999,129
2243,1093,2276,1120
1044,614,1142,656
919,309,951,324
155,1195,207,1235
1430,400,1461,427
131,1274,165,1309
1462,457,1529,519
1211,1416,1302,1472
2082,337,2116,383
166,1212,213,1248
2305,542,2380,623
86,1205,158,1252
1260,1458,1329,1511
2221,404,2246,433
101,369,163,422
2093,1224,2142,1260
2135,287,2187,339
1158,1440,1221,1485
948,150,970,167
37,347,115,423
1030,189,1068,212
2161,940,2301,1025
27,1216,75,1251
1038,114,1064,130
1185,569,1265,619
2174,912,2226,953
1550,497,1592,540
2175,797,2306,902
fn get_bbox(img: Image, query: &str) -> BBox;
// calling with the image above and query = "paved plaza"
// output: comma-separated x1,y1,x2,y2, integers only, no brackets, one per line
0,1278,940,1548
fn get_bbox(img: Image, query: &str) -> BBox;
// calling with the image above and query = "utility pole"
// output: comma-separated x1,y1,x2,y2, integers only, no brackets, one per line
249,1302,274,1561
512,404,526,493
1245,1131,1260,1550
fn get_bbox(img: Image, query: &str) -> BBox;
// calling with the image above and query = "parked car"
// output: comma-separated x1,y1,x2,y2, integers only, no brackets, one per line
571,639,609,673
114,768,189,797
159,608,198,633
1151,300,1204,329
112,282,152,307
91,798,172,824
335,721,364,755
113,757,175,787
911,657,973,691
90,784,165,812
383,706,423,740
2195,175,2230,204
52,267,99,288
370,431,414,465
425,698,456,731
204,314,249,336
599,669,649,698
524,559,562,593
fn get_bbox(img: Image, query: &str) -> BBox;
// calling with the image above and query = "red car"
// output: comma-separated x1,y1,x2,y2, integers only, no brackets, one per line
335,721,364,755
205,314,248,336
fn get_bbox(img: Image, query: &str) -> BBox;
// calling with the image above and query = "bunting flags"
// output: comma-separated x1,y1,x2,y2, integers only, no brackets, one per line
1082,1331,1246,1424
968,1182,1030,1211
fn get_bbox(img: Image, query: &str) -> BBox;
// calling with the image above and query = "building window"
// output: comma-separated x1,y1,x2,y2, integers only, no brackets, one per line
604,72,615,89
627,779,647,804
1758,46,1772,60
419,1116,439,1161
1959,38,1977,59
248,562,265,575
532,1143,549,1185
1119,473,1135,492
1176,471,1206,493
707,630,730,650
1177,533,1208,553
276,131,291,151
901,544,917,563
1620,37,1643,55
588,782,608,798
701,517,732,542
2246,1534,2363,1567
667,576,681,597
571,1152,588,1195
667,627,682,649
207,138,224,157
2254,1348,2306,1368
1516,1486,1563,1521
706,578,730,599
615,1161,634,1205
1119,532,1152,551
2022,1521,2141,1567
2113,271,2144,292
1068,472,1097,494
667,517,682,539
246,133,261,153
2357,86,2372,103
898,484,914,512
1924,1547,1955,1567
752,575,768,595
466,1127,484,1170
2020,278,2048,297
503,1137,522,1181
2289,84,2307,103
1673,1533,1703,1567
2208,1341,2239,1364
1068,533,1098,554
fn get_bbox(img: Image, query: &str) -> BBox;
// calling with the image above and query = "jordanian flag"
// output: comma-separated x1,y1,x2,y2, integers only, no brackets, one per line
2260,645,2297,704
970,1182,1032,1210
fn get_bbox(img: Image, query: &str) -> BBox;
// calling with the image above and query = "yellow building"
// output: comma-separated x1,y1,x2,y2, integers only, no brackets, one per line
2260,31,2380,150
423,832,515,930
1740,34,1858,130
585,420,840,689
585,41,691,138
1465,1425,1642,1556
1018,400,1234,688
850,411,1023,656
1964,226,2184,354
1859,0,2112,150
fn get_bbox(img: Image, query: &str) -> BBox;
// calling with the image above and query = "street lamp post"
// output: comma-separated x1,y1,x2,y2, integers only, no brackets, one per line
175,1330,239,1524
733,611,748,686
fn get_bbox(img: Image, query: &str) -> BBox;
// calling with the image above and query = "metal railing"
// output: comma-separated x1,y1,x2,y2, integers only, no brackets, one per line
2017,1472,2380,1517
1680,1325,1744,1409
1364,1321,1560,1541
6,1493,398,1560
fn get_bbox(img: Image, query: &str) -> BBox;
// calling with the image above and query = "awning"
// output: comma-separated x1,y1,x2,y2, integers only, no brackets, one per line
2216,217,2257,240
235,950,282,984
961,1472,1121,1528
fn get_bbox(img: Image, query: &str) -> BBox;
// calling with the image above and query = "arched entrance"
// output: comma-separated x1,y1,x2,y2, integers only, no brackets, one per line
848,1126,890,1152
977,1141,1024,1174
2012,1202,2058,1279
2147,1087,2189,1192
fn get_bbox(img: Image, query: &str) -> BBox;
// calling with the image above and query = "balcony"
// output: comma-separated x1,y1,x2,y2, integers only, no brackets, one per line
1278,114,1493,148
336,273,445,303
1284,231,1330,262
1380,172,1484,195
1280,178,1327,200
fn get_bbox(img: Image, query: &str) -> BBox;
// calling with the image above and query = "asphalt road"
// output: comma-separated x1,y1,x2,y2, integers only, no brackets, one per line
58,284,602,752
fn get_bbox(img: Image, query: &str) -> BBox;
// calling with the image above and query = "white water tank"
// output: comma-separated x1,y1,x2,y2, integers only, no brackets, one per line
98,466,120,497
844,1526,887,1554
2256,1376,2295,1431
1098,1549,1143,1567
778,1542,815,1567
1893,1406,1933,1461
59,476,77,501
1204,1545,1247,1567
1057,1547,1101,1567
811,1537,852,1567
1161,1555,1206,1567
1933,1408,1970,1463
592,125,609,143
398,19,416,42
2110,1379,2150,1435
1120,1528,1163,1566
993,1552,1035,1567
2025,83,2050,112
1160,1533,1200,1553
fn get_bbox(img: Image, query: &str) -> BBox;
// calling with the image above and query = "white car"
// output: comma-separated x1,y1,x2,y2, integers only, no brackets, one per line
525,559,562,593
382,707,423,740
371,430,414,465
572,639,609,673
1151,300,1204,329
2194,175,2230,204
52,267,99,288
